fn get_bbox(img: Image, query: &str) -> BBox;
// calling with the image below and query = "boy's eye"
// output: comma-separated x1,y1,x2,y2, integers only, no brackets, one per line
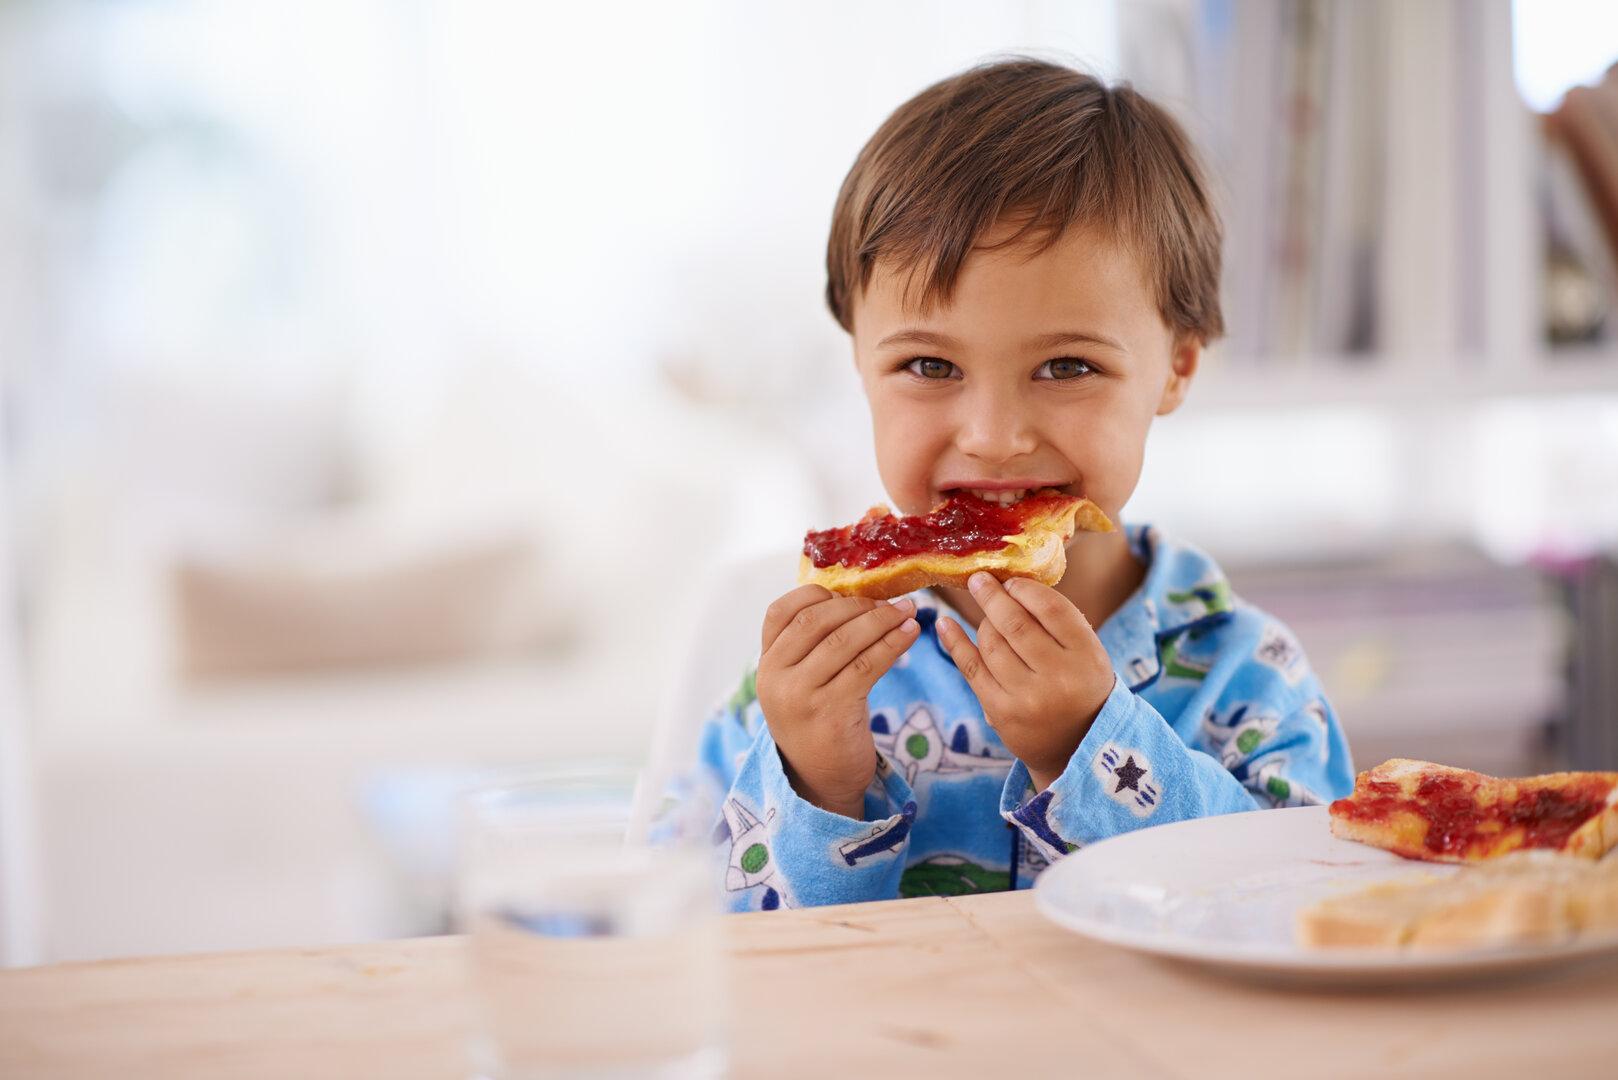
905,357,958,380
1036,358,1094,381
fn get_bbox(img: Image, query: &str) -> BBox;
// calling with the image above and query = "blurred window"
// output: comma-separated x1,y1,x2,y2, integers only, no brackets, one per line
1513,0,1618,111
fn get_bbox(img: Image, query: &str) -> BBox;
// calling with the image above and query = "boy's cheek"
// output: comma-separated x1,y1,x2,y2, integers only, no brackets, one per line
1074,424,1146,508
871,422,949,509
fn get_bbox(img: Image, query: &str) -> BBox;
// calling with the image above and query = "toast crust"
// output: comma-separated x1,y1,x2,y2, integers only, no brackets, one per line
799,495,1114,601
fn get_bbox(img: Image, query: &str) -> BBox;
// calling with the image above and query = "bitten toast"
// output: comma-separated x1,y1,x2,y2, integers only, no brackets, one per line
799,490,1114,601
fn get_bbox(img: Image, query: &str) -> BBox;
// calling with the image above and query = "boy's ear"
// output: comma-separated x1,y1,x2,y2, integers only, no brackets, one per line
1155,335,1201,416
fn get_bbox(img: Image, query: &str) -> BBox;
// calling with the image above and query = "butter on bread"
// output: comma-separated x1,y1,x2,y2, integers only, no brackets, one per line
1296,851,1618,950
799,493,1114,601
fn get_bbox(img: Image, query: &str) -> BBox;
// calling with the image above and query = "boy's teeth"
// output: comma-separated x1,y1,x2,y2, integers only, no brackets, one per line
968,488,1027,504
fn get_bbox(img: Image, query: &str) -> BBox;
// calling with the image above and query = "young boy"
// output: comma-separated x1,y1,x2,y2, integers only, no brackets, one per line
694,58,1354,911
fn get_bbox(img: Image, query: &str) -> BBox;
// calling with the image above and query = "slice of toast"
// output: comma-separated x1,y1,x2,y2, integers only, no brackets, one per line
1328,758,1618,863
798,492,1114,601
1297,851,1618,950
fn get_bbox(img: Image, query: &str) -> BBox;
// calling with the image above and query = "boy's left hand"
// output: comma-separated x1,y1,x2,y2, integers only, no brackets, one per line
937,572,1115,793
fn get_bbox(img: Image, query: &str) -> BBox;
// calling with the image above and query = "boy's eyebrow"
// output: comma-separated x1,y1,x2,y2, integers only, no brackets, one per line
875,328,1125,352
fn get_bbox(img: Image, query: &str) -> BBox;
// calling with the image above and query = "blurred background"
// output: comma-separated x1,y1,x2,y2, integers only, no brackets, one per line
2,0,1617,966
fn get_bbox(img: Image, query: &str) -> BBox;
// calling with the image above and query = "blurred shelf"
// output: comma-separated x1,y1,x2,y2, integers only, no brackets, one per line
1193,346,1618,411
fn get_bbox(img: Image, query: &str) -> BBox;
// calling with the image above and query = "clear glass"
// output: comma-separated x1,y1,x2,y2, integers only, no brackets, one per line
456,766,725,1080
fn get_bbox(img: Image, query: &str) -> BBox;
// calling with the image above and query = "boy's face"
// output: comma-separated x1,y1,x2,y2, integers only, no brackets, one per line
850,220,1198,526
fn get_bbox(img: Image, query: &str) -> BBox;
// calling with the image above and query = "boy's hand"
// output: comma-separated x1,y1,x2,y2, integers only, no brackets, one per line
937,572,1114,793
756,585,920,819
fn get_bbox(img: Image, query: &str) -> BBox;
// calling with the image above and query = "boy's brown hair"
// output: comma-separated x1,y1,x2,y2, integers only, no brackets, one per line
825,57,1224,344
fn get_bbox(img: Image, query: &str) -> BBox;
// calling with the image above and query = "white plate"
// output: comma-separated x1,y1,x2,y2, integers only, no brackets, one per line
1034,805,1618,985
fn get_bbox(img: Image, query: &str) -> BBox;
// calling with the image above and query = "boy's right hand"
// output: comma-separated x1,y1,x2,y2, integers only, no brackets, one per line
756,585,920,819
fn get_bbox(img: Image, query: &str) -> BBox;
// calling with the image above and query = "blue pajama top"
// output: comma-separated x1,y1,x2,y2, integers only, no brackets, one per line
680,523,1355,912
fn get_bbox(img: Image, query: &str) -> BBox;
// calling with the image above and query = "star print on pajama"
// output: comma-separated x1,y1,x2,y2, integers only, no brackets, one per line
1091,742,1160,817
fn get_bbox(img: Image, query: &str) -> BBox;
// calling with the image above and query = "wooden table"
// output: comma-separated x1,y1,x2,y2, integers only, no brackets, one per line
3,890,1616,1078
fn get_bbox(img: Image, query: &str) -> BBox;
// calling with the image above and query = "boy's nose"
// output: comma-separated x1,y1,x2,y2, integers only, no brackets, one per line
953,391,1039,463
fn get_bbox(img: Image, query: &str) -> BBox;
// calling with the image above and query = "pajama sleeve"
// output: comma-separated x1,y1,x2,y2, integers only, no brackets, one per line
685,663,921,911
999,668,1353,861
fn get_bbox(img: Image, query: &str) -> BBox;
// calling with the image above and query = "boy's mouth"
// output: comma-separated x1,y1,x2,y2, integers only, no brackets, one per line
939,484,1072,507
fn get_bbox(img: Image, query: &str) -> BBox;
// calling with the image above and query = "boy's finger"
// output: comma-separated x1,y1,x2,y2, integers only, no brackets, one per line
937,615,1005,705
975,618,1030,685
766,594,884,668
800,599,915,687
967,572,1060,666
1004,577,1094,647
827,615,920,696
761,585,835,654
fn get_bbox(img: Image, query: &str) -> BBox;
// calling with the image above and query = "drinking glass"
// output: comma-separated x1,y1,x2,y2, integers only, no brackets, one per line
456,765,725,1079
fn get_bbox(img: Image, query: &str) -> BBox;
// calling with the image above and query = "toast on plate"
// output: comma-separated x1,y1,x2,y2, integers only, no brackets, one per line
1297,850,1618,950
1328,758,1618,863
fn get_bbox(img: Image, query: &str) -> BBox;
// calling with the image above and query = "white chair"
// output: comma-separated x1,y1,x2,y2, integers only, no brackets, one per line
0,441,41,966
630,548,799,839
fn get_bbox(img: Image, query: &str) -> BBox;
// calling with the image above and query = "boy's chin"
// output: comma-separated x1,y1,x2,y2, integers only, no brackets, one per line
1066,527,1116,549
